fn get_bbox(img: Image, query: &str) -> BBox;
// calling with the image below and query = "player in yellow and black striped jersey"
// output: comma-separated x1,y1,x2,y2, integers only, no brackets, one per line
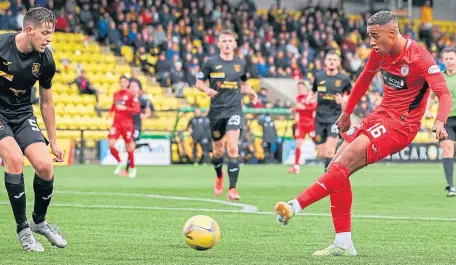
0,7,66,251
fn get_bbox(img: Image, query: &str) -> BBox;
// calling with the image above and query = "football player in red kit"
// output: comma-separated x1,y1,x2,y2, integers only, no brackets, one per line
275,11,452,256
108,76,140,178
288,81,317,174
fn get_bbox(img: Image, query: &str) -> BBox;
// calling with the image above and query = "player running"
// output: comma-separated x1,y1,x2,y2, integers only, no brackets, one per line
196,29,257,201
109,76,140,178
288,81,317,174
119,79,153,177
307,50,352,171
275,11,452,256
0,7,67,251
435,47,456,197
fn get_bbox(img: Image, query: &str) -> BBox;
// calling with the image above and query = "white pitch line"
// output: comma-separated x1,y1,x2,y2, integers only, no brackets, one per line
53,190,258,212
0,202,454,222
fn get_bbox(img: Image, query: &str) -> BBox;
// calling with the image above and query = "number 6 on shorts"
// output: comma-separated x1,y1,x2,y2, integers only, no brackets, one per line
367,123,387,138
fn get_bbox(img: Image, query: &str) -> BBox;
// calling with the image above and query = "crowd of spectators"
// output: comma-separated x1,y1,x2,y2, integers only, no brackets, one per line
0,0,454,129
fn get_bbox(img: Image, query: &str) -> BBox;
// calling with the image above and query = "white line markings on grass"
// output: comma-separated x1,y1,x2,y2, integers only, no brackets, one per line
0,190,454,222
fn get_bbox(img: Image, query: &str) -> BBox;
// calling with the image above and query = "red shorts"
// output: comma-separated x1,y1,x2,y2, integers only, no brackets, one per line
108,124,134,143
340,112,417,164
295,123,316,141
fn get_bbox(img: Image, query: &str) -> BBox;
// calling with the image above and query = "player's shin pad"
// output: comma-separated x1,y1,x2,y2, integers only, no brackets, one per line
228,157,240,189
5,172,28,232
32,174,54,224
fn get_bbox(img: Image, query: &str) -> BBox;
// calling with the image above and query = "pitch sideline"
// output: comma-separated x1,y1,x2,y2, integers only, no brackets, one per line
0,190,454,222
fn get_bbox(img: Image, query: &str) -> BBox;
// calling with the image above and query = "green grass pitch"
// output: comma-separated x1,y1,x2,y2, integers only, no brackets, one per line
0,164,454,265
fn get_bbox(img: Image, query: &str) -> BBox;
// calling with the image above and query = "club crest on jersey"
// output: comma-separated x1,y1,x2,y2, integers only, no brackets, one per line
234,64,241,72
335,79,341,87
212,131,220,138
400,64,409,76
32,63,40,75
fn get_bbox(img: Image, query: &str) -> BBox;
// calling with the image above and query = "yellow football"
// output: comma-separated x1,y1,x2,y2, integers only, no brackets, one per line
183,215,220,251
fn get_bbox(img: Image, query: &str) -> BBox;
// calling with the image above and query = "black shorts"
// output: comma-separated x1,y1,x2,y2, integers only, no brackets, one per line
315,121,339,145
0,113,48,152
208,110,243,141
133,125,142,142
442,117,456,142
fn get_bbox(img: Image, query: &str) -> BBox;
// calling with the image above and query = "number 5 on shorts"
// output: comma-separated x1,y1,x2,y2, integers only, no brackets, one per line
367,123,387,138
28,119,40,131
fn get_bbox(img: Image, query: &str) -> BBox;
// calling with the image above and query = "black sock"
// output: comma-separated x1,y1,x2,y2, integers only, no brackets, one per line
443,158,454,187
126,160,131,171
5,172,29,233
228,157,240,189
211,156,224,178
324,158,331,172
32,174,54,224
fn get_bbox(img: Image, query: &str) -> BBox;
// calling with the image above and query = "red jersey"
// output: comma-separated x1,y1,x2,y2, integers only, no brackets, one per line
345,37,451,132
295,93,316,126
110,89,140,127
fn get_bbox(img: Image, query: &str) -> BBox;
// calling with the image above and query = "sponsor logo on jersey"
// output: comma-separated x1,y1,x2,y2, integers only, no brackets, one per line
220,81,239,89
32,63,40,75
234,64,241,72
380,70,407,90
210,72,225,78
428,65,440,74
335,79,341,87
9,87,26,97
317,86,327,92
215,65,223,69
2,61,12,66
400,64,409,76
319,80,325,85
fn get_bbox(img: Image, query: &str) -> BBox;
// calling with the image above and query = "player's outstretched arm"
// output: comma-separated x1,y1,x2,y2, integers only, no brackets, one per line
420,53,452,139
40,87,64,162
337,50,380,132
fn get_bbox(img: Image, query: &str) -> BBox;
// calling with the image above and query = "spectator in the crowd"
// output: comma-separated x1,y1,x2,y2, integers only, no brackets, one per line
68,70,100,105
170,61,188,98
156,51,172,87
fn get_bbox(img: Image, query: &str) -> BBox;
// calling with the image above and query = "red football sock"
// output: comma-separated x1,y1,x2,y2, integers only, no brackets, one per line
296,162,351,209
127,150,135,168
330,178,352,233
110,147,121,162
294,147,301,166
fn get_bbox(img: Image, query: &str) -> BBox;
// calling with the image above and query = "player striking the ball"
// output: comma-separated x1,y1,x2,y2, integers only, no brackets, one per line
307,50,352,171
196,30,257,201
275,11,452,256
0,7,67,251
288,81,317,174
109,76,140,178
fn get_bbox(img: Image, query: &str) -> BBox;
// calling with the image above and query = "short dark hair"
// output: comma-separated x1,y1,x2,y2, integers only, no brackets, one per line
442,47,456,55
23,6,56,29
367,10,397,26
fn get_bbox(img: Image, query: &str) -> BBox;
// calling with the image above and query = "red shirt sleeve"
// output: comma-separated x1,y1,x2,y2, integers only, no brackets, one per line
418,52,452,123
343,49,381,115
125,92,141,114
110,92,117,113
